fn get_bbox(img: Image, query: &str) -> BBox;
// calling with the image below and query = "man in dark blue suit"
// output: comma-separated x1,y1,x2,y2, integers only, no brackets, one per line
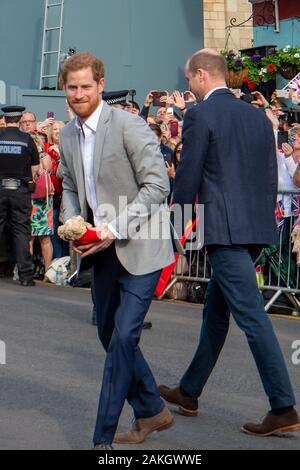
160,49,300,437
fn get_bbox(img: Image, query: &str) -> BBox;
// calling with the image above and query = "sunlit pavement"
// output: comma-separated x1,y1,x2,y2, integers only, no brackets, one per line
0,279,299,450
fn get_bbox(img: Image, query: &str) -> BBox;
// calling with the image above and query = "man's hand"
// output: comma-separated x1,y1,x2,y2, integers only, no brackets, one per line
282,143,294,157
72,224,115,257
73,238,114,258
172,90,186,111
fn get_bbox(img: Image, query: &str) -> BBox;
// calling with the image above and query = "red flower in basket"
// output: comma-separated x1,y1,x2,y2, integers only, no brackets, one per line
242,76,249,83
248,81,256,90
267,63,275,73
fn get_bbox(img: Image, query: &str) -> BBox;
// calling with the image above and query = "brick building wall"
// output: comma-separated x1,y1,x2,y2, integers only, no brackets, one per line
203,0,253,51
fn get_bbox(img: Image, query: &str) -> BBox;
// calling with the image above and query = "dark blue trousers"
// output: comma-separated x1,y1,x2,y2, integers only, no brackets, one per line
52,207,69,259
92,244,164,445
180,245,295,410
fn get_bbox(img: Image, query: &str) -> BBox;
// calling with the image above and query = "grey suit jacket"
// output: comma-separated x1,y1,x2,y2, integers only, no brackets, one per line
59,102,174,275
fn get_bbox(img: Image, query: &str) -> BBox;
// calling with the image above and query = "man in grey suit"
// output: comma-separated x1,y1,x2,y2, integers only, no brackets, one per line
59,52,175,449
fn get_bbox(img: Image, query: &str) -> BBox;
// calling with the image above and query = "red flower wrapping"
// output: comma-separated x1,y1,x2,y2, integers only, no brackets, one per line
74,227,101,246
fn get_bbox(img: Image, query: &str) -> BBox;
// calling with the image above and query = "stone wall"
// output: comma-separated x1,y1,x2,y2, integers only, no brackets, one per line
203,0,253,51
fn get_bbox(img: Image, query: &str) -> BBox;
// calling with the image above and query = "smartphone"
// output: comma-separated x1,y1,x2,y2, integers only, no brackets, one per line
47,111,54,118
184,91,190,102
170,120,179,138
152,91,167,107
240,94,254,104
163,154,172,165
277,131,289,149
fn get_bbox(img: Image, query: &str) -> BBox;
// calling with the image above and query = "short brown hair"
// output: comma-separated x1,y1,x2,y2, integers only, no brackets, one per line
188,49,227,79
61,52,105,84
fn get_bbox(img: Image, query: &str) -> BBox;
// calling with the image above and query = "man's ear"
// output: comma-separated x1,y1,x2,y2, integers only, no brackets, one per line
197,68,205,81
98,78,105,94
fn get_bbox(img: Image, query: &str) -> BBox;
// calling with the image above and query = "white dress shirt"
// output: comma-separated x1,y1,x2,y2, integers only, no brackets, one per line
75,101,119,238
204,87,228,101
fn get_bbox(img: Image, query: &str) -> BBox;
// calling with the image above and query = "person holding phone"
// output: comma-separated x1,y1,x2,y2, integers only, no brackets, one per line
276,131,300,245
276,137,298,233
140,90,155,121
140,90,167,122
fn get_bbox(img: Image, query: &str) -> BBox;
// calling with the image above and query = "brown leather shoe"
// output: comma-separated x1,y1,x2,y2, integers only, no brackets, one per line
93,443,113,450
113,406,175,444
159,385,198,416
242,409,300,436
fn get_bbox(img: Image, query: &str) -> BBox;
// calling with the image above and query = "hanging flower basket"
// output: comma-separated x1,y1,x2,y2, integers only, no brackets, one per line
226,68,249,88
278,63,300,80
222,46,300,88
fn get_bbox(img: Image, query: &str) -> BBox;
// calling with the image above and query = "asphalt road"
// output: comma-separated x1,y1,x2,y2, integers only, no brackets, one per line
0,279,299,450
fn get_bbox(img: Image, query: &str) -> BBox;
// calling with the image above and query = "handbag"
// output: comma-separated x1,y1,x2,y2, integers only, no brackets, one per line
32,170,55,200
44,256,71,284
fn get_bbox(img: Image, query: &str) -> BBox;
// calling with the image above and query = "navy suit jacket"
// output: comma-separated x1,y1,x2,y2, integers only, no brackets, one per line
173,89,278,246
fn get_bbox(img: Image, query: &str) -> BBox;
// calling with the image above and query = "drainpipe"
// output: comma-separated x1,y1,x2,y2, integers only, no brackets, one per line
274,0,280,33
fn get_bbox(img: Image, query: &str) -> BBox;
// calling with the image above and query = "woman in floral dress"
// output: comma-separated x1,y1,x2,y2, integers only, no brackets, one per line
30,132,53,271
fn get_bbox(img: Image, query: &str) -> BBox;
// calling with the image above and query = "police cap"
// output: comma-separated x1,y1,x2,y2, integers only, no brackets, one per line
1,105,26,117
102,90,129,106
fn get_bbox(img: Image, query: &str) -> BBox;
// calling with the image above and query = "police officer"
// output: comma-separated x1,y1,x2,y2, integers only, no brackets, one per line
0,106,40,286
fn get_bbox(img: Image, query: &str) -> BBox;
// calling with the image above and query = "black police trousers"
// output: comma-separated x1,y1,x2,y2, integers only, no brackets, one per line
0,187,33,281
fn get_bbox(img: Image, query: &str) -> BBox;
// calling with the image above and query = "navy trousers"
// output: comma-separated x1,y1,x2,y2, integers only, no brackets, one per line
180,245,295,410
92,244,164,445
0,187,33,281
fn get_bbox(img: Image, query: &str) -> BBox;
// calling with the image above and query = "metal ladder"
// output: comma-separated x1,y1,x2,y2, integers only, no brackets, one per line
39,0,64,89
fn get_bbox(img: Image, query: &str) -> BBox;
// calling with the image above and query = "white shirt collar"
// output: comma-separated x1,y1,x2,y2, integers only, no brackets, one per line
75,100,104,132
204,87,228,101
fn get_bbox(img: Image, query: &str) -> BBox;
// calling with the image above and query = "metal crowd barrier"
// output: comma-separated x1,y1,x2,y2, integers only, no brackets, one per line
162,191,300,314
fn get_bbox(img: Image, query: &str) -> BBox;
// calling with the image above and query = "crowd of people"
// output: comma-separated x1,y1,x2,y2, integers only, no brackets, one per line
0,110,68,279
0,81,300,282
